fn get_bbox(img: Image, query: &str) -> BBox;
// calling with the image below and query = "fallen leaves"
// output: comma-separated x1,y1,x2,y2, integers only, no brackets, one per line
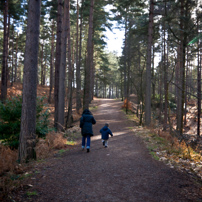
133,127,202,180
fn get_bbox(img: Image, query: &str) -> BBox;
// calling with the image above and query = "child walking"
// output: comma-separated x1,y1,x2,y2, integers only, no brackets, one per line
100,123,113,148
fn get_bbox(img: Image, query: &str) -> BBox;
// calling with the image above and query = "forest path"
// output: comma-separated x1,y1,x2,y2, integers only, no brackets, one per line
11,99,202,202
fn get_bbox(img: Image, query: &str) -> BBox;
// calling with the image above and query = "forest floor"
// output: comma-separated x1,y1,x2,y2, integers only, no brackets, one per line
5,98,202,202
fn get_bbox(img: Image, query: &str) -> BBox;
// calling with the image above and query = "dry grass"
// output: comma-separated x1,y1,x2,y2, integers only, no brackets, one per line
0,132,68,174
0,145,18,175
0,146,24,200
0,131,69,199
131,116,202,180
156,130,201,161
35,132,68,160
46,132,67,149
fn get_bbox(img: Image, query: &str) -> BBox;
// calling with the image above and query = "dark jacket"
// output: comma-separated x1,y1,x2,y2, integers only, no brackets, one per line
80,109,96,136
100,126,113,140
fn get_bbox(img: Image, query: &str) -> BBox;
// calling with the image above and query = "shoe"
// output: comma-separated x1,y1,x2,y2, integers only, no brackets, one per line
87,148,90,153
105,146,107,148
103,141,105,146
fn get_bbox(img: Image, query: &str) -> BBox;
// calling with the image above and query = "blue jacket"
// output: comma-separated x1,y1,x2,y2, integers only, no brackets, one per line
100,126,113,140
80,109,96,136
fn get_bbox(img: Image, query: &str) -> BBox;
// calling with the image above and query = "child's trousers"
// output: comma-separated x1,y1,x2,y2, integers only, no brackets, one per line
102,139,108,147
82,135,91,149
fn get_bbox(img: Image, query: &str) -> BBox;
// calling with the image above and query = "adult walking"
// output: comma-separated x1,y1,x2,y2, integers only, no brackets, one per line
80,109,96,152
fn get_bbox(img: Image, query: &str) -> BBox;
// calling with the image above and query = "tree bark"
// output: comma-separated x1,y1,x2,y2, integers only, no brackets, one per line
58,0,69,130
76,0,83,113
177,0,187,135
1,0,9,102
40,43,44,85
184,48,188,126
163,16,168,131
124,17,127,99
54,0,63,129
11,26,14,86
66,0,73,128
48,21,55,103
7,15,10,86
18,0,41,163
145,0,154,126
90,43,95,101
83,0,94,109
14,33,18,82
43,51,47,85
197,43,201,138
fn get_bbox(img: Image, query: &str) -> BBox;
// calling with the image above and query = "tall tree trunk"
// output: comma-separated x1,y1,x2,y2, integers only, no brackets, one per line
163,17,168,131
177,0,187,135
184,48,188,126
66,0,73,128
159,58,163,124
40,43,44,85
152,45,155,101
109,85,111,98
14,33,18,82
102,83,104,98
48,21,55,103
145,0,154,126
54,0,63,129
176,45,181,129
112,84,114,99
95,79,98,97
121,70,123,101
43,53,47,85
11,26,14,86
90,43,95,101
71,34,75,87
126,25,131,114
76,0,83,113
124,17,127,99
1,0,9,102
116,84,118,98
58,0,69,130
7,15,10,86
124,13,129,114
83,0,94,109
18,0,41,163
197,42,201,138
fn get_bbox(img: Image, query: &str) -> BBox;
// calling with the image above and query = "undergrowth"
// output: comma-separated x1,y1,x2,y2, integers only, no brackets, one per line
0,129,80,200
0,96,50,149
125,112,202,180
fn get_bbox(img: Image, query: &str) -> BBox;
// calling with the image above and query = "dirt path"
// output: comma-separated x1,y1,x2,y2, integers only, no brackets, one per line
10,99,202,202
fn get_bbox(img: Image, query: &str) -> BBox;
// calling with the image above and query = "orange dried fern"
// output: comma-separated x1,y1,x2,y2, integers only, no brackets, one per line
0,145,18,175
122,99,133,111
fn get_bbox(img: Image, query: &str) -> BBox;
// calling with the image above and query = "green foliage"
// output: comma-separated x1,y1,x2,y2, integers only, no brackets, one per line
188,33,202,45
168,100,177,110
149,151,160,161
36,97,50,137
0,96,22,149
26,191,38,196
0,96,50,149
153,94,176,110
58,149,66,155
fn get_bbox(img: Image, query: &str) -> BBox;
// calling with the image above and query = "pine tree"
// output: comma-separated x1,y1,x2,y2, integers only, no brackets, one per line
54,0,63,130
18,0,41,163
